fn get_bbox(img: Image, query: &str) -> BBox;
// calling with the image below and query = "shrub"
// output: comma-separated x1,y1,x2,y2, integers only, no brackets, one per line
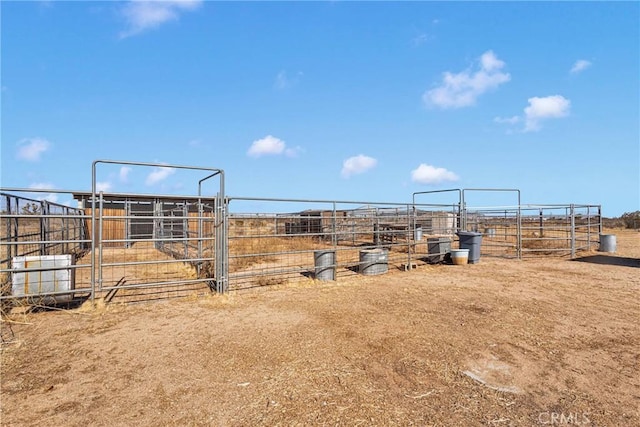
621,211,640,229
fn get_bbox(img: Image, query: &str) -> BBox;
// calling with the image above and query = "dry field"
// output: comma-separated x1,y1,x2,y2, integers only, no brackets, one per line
1,229,638,426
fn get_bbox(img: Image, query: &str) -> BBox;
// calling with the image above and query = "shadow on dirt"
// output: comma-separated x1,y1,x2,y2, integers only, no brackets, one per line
572,255,640,268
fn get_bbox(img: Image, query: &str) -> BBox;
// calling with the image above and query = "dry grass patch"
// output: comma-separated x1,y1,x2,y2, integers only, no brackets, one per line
229,236,323,272
521,234,571,254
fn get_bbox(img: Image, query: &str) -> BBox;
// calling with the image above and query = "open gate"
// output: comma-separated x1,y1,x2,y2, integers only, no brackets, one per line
87,161,227,302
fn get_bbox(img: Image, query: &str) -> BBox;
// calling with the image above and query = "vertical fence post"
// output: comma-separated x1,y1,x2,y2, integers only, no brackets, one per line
215,193,220,292
517,206,522,260
407,204,412,270
587,206,591,251
74,205,79,252
197,198,203,276
570,204,576,258
215,192,228,293
124,200,130,249
40,200,46,256
222,197,228,293
6,196,14,261
539,209,544,237
598,206,603,235
90,192,96,303
62,207,68,255
332,202,337,247
98,192,104,291
153,199,161,250
504,210,507,242
45,200,51,255
459,192,464,232
183,201,188,258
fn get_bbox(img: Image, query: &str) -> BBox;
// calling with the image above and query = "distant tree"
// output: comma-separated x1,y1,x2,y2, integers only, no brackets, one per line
621,211,640,229
20,202,41,215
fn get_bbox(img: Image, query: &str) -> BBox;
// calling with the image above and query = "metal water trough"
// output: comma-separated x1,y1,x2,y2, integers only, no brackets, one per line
359,248,388,275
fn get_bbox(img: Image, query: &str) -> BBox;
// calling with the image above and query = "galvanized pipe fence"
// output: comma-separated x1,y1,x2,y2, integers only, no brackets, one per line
225,196,461,290
1,179,603,305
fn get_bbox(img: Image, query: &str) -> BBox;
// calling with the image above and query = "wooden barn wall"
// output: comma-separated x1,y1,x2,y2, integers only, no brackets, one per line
83,208,214,247
83,208,126,247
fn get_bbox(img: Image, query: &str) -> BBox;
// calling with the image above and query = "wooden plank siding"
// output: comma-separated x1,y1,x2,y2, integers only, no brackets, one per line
83,208,215,247
83,208,126,247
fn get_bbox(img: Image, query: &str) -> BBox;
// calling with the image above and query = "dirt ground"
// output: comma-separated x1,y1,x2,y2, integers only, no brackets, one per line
1,229,638,426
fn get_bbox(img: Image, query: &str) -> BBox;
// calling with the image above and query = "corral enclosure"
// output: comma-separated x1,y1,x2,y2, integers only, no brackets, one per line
1,161,604,306
3,162,638,426
2,229,638,426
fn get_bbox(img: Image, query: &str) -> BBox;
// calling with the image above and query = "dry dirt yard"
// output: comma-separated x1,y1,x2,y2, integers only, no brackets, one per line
1,229,638,426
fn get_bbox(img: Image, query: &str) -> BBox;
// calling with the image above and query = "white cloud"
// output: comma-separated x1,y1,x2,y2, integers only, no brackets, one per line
42,194,58,203
411,33,429,47
119,0,202,38
274,70,302,90
411,164,459,185
28,182,58,203
341,155,377,179
423,50,510,109
284,146,303,158
119,166,131,183
96,181,113,192
145,166,176,185
570,59,592,74
17,137,51,162
247,135,286,157
494,116,521,125
524,95,571,132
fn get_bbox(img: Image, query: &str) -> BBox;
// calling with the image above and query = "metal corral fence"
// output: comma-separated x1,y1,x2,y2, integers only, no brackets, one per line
1,160,227,308
1,190,93,305
464,204,602,258
80,161,227,301
226,197,459,290
1,188,227,307
1,192,89,264
1,176,604,305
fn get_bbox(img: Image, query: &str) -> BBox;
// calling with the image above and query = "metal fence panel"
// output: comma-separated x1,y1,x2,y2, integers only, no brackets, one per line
1,191,92,306
1,179,603,304
226,197,460,290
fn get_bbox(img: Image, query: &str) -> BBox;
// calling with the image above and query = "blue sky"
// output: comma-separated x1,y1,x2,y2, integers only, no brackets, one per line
1,1,638,215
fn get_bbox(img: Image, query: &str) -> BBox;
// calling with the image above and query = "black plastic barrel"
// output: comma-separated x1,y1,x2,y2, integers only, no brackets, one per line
457,231,483,264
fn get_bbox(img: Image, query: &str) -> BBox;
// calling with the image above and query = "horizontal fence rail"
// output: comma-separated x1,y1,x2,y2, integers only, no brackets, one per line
463,204,601,258
1,191,92,306
1,181,603,305
226,197,459,291
1,161,226,306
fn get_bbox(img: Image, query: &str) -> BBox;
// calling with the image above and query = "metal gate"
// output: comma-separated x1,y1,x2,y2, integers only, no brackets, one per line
89,161,227,302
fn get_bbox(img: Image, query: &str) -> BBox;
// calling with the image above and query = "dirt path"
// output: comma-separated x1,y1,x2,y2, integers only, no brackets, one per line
1,230,638,426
